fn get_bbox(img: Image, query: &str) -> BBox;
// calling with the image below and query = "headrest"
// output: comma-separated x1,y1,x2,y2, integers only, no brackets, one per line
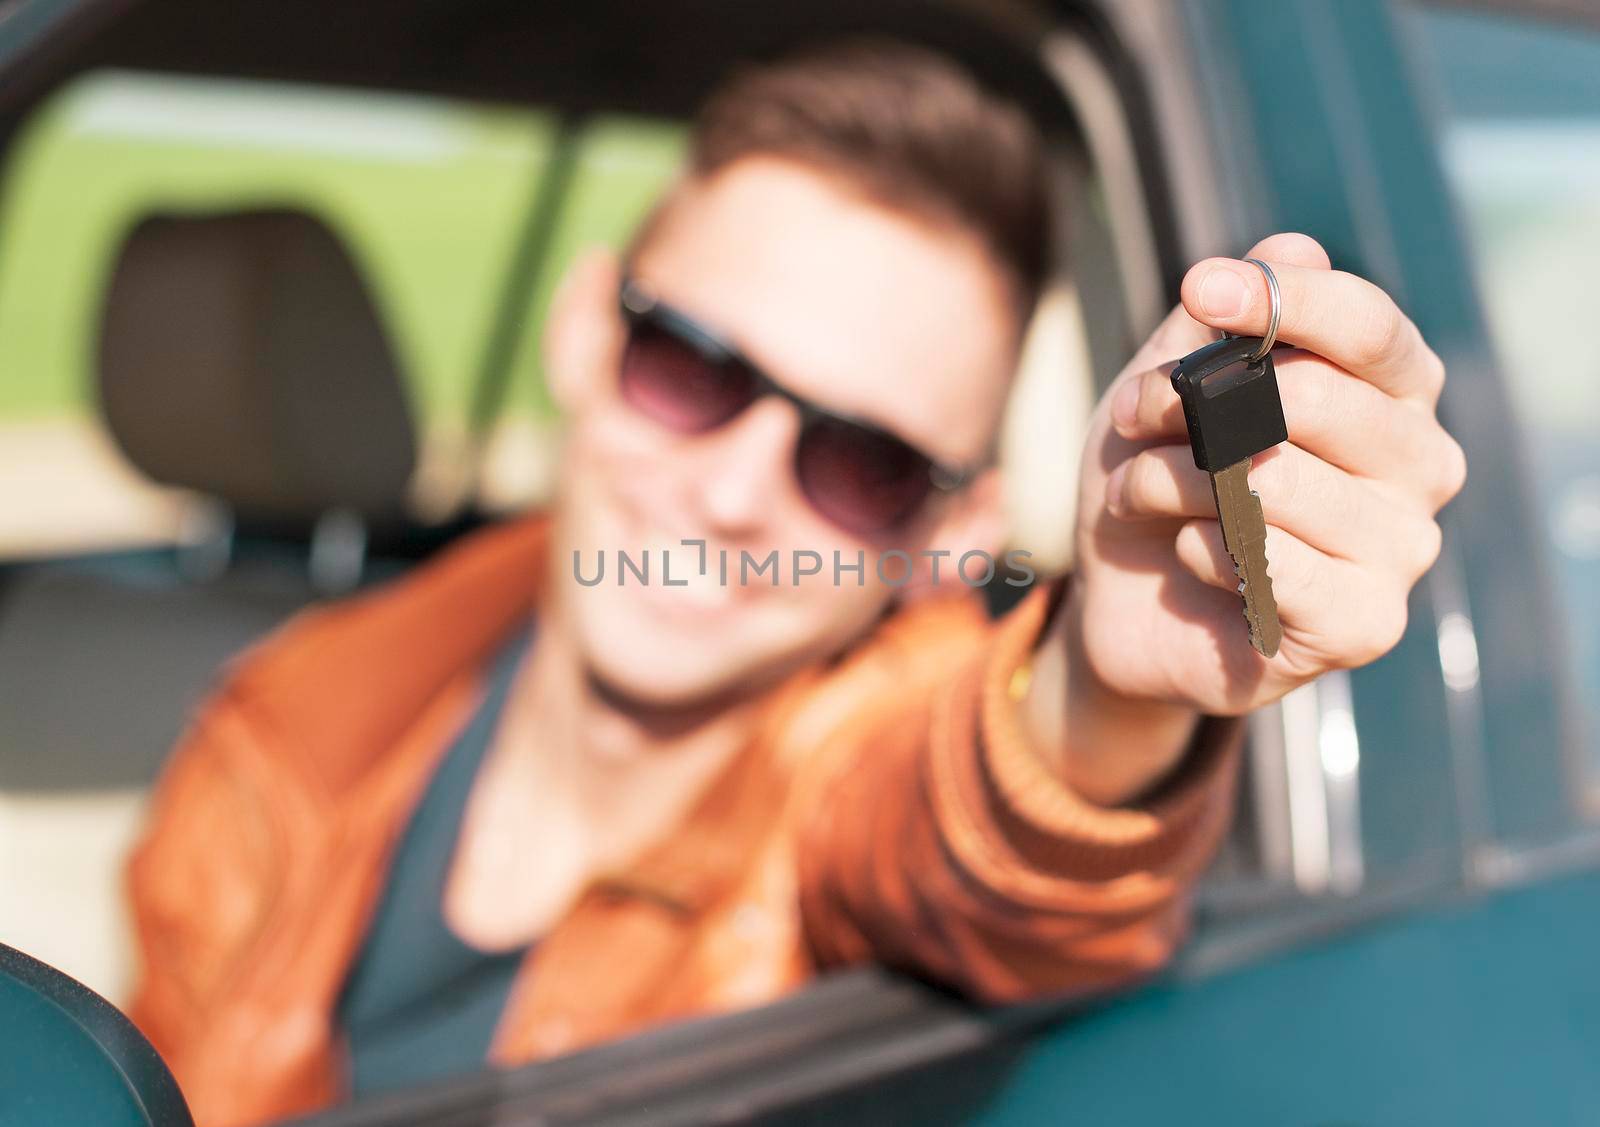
96,209,417,529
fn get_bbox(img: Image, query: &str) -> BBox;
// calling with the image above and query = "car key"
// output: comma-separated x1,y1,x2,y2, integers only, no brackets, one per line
1170,281,1289,657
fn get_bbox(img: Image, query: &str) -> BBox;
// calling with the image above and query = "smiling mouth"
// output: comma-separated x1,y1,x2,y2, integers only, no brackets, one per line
614,540,742,614
650,552,737,611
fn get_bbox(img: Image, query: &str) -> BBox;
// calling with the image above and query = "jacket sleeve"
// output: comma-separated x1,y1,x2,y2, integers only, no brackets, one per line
794,583,1242,1004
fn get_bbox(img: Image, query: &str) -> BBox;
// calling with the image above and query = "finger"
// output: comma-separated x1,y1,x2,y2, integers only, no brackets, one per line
1129,235,1328,366
1174,520,1409,664
1243,231,1332,271
1105,442,1443,572
1109,359,1180,439
1180,258,1445,407
1126,302,1214,374
1121,234,1331,378
1111,351,1467,510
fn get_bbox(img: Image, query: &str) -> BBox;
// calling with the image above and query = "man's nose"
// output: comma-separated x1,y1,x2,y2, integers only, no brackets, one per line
692,397,801,536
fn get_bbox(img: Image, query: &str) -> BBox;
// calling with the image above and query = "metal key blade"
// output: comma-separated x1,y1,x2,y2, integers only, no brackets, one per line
1209,458,1283,658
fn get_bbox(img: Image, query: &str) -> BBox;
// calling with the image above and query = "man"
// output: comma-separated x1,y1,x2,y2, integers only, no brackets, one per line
126,42,1465,1126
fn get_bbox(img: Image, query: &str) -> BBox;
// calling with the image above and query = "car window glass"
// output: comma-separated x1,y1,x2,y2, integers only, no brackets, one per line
0,70,564,554
480,117,687,512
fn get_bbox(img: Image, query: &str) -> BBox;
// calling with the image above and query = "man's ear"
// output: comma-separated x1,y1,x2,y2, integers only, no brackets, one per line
545,247,624,414
901,467,1009,600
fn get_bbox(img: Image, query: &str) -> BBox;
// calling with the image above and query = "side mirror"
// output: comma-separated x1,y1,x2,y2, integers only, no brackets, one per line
0,942,193,1125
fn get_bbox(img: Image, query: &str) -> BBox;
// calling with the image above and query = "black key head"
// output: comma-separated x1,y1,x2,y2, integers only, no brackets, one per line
1170,335,1288,473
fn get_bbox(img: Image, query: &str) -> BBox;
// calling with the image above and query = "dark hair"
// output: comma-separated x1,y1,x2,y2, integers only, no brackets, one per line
685,40,1054,324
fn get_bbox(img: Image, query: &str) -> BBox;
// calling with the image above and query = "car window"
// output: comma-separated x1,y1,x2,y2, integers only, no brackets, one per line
1408,7,1600,807
0,58,1107,1044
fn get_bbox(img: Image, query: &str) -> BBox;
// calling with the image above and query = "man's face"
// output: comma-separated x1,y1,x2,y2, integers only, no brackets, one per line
550,156,1019,707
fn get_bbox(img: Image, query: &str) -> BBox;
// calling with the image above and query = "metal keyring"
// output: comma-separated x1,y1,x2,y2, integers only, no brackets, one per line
1241,256,1281,361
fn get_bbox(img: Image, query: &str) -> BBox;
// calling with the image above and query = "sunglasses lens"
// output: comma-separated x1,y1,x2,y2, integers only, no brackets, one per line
620,322,755,434
796,416,934,537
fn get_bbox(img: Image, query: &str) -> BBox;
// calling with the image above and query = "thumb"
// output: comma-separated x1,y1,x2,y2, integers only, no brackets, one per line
1180,231,1331,334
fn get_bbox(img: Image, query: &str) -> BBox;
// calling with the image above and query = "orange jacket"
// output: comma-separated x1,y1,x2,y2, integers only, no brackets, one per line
126,516,1241,1126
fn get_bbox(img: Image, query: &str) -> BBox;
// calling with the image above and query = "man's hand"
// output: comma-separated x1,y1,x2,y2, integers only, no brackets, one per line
1032,233,1466,804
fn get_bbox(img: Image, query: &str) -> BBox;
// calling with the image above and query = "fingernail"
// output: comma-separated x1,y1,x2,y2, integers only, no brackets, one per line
1104,461,1128,515
1111,379,1140,433
1199,266,1249,319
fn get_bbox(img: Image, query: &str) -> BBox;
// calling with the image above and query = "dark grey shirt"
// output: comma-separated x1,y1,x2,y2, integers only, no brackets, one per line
336,627,534,1097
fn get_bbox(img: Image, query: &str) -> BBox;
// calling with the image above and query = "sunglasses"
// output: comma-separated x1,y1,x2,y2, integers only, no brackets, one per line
617,278,979,537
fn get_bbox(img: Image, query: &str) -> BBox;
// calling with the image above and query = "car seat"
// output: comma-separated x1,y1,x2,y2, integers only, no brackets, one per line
0,208,419,1003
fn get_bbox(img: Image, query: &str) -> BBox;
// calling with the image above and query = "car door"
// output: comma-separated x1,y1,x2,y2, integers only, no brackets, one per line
975,2,1600,1123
